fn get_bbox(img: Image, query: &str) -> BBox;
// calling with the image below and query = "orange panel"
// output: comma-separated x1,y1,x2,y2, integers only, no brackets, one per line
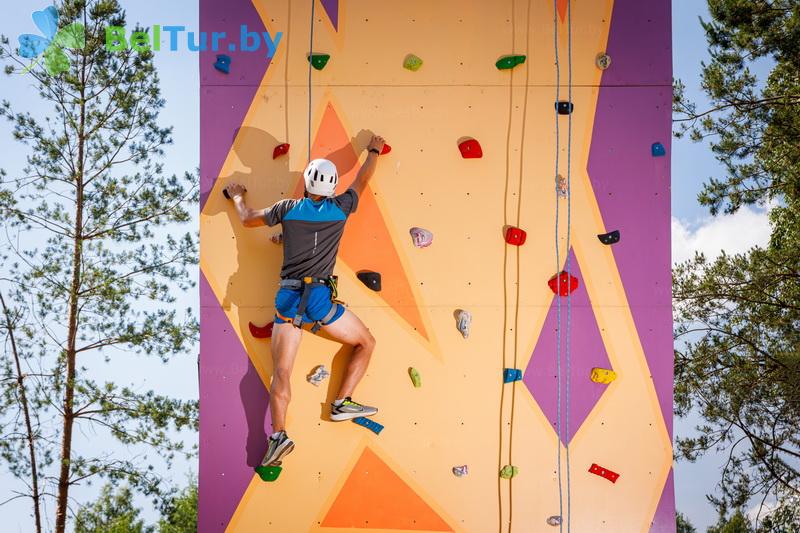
321,447,453,531
557,0,569,23
293,103,429,340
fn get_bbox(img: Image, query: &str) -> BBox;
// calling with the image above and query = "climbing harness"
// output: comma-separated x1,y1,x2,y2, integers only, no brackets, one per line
279,275,344,333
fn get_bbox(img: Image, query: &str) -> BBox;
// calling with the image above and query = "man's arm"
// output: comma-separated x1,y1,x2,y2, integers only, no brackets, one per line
351,134,385,196
225,182,269,227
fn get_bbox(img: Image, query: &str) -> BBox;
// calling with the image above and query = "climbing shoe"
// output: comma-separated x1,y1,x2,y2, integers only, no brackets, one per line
261,431,295,466
330,397,378,421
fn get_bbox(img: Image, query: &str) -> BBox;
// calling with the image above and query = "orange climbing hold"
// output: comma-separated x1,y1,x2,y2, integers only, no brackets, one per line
272,143,290,159
321,447,453,531
548,271,579,296
458,139,482,159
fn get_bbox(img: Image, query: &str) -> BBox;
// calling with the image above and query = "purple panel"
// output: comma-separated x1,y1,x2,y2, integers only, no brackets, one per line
649,469,676,533
588,0,673,437
200,0,274,209
199,273,271,533
524,250,613,445
320,0,339,31
600,0,672,86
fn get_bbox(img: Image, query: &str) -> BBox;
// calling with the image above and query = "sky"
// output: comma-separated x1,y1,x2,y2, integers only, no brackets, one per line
0,1,775,532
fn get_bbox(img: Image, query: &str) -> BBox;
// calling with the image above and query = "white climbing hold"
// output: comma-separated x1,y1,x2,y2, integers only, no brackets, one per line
547,515,562,527
306,365,330,386
409,227,433,248
456,309,472,339
452,465,468,477
556,174,568,198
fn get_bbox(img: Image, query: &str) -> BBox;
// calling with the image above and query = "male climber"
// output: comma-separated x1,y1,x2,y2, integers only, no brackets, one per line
225,134,386,467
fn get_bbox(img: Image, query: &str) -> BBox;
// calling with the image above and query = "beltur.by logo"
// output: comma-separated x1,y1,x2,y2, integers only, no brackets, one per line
106,25,283,58
18,6,85,76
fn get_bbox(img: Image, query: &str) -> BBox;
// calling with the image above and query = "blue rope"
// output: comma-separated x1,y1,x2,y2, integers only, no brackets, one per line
565,0,573,530
307,0,315,162
552,1,564,532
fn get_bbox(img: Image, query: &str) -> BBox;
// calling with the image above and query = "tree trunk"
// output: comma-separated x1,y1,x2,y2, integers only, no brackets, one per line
0,292,42,533
54,16,87,532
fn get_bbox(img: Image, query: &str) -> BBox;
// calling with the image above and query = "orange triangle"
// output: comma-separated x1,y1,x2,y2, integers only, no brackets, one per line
294,103,429,340
321,447,453,531
557,0,568,22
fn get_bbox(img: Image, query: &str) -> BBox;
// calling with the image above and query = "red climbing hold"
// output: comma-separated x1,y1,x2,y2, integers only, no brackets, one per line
458,139,483,159
548,271,579,296
272,143,290,159
589,463,619,483
381,144,391,155
504,226,527,246
249,321,274,339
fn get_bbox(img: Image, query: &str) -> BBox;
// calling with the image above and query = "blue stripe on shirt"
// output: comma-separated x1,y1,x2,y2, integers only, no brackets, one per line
283,198,347,223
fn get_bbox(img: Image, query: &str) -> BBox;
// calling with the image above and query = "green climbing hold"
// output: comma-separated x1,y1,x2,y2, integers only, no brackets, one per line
255,464,282,482
403,53,423,72
308,53,330,71
495,55,526,70
409,367,422,388
500,465,519,479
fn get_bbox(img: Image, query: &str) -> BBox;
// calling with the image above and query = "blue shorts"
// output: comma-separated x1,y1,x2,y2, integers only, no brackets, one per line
274,285,345,326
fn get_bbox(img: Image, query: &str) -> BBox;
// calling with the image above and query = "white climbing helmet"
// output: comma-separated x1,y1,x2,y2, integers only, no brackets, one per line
303,158,338,197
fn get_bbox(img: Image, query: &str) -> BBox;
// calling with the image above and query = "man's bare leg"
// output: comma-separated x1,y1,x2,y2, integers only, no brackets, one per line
269,322,303,432
320,309,376,399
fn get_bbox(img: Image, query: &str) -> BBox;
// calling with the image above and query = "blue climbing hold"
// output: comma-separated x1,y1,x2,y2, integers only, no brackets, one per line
214,54,231,74
353,416,384,435
651,142,666,157
503,368,522,383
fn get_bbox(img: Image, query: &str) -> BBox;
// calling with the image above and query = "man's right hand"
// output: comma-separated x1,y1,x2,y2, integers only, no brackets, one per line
367,135,385,154
225,183,247,200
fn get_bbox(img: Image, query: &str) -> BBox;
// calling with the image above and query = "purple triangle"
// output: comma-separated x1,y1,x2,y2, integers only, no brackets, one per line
523,249,613,446
320,0,339,31
200,0,275,210
588,0,673,437
198,272,271,532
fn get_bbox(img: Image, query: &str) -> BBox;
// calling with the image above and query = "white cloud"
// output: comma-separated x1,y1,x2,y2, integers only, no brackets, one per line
671,205,772,265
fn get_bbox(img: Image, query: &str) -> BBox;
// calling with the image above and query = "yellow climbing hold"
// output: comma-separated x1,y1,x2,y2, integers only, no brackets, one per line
590,367,617,384
403,53,423,71
408,367,422,388
500,465,518,479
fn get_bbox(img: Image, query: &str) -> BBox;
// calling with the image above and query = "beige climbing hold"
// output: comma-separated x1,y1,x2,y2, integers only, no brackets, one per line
596,52,611,70
590,367,617,384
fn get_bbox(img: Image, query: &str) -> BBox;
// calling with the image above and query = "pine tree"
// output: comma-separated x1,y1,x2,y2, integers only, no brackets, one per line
672,0,800,519
0,2,198,532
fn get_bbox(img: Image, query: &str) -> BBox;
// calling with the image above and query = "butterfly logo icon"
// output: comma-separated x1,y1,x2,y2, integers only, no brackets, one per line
18,6,85,76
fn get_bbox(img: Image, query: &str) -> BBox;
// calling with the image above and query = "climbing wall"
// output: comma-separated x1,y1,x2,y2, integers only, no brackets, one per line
199,1,674,532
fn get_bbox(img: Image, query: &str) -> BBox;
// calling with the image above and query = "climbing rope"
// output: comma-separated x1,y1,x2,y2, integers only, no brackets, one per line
553,1,575,531
565,0,574,529
504,1,534,531
307,0,316,161
553,1,564,530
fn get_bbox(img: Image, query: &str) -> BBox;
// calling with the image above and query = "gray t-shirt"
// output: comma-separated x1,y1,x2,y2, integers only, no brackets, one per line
263,189,359,279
